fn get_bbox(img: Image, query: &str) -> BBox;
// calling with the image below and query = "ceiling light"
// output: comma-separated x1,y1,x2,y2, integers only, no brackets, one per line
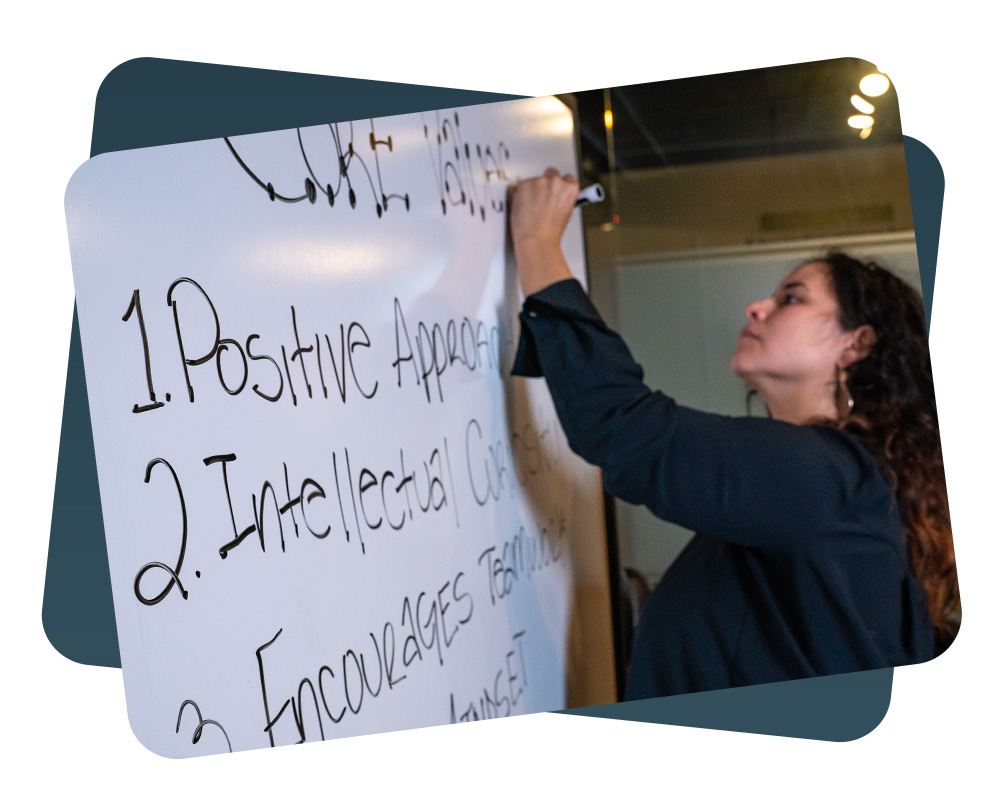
859,73,890,97
604,109,613,129
860,126,873,140
848,114,875,129
851,95,875,114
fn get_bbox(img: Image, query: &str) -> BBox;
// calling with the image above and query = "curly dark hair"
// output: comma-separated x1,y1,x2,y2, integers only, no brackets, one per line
823,252,959,650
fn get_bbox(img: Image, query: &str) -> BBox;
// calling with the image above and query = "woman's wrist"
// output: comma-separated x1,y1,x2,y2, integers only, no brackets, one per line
514,239,573,297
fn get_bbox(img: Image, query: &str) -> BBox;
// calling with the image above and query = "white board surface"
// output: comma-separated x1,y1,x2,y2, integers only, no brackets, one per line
65,97,614,757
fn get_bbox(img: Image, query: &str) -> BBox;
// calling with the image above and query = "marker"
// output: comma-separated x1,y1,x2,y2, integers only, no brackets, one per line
575,183,605,207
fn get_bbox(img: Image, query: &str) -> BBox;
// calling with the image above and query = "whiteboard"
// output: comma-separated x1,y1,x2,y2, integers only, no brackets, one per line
64,97,614,757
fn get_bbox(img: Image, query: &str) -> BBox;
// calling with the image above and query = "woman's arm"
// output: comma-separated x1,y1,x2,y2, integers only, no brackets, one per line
509,168,578,297
513,278,893,554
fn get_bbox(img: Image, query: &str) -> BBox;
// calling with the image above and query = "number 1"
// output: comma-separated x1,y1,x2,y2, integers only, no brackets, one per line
123,289,166,413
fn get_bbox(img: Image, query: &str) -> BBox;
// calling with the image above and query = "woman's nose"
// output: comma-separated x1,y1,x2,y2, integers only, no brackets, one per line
745,298,771,321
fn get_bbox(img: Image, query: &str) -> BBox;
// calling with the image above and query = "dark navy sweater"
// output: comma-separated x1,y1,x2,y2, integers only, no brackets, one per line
512,279,935,699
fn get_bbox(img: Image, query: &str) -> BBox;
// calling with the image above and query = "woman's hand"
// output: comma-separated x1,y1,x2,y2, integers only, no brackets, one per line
510,168,579,249
510,168,578,297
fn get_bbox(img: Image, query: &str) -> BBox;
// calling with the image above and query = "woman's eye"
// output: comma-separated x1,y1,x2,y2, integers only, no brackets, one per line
782,294,800,305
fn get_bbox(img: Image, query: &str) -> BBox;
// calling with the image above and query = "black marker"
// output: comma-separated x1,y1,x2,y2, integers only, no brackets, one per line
575,183,605,207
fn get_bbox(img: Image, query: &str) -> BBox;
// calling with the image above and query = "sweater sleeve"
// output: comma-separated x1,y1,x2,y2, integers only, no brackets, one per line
512,278,893,552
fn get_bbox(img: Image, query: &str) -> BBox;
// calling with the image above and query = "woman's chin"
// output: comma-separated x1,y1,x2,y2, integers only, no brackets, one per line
730,354,748,380
731,360,763,393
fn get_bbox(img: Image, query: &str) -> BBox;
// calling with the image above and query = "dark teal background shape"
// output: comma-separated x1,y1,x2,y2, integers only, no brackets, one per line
43,57,945,742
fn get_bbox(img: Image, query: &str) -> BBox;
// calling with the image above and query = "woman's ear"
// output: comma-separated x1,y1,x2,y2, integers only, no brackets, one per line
840,324,877,368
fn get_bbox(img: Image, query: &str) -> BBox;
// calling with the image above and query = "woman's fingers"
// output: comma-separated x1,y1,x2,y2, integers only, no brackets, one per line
509,170,579,295
511,170,578,223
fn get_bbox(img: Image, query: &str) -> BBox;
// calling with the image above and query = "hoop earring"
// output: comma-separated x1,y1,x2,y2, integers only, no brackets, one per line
837,367,855,421
745,388,770,418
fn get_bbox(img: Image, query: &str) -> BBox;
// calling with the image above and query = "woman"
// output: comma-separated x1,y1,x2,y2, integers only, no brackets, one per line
510,169,958,699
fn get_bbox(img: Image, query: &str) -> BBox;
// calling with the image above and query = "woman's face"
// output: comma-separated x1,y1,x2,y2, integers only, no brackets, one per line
731,261,854,391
